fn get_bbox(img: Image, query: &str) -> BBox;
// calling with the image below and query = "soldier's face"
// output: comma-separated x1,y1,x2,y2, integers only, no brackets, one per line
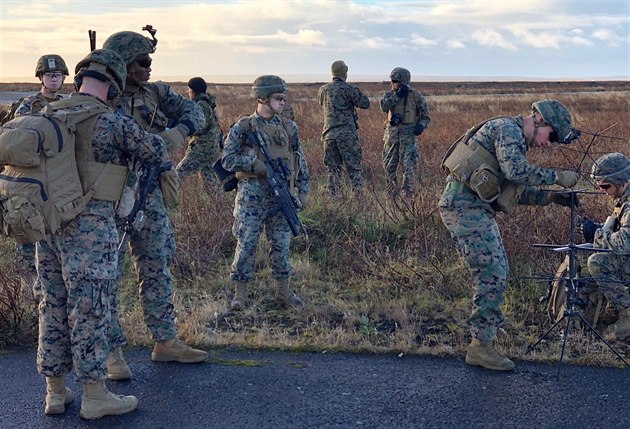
598,181,628,198
391,80,402,91
129,55,152,82
268,93,287,115
41,71,65,91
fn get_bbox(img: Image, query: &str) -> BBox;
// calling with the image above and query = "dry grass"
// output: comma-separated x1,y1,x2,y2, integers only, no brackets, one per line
1,80,630,366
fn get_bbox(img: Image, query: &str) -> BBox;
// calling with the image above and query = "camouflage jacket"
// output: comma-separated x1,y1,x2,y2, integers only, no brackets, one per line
594,186,630,254
189,92,221,146
14,92,65,117
380,86,431,130
318,79,370,139
113,81,204,139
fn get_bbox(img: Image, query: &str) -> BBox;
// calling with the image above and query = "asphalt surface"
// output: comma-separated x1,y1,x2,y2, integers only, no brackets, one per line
1,346,629,429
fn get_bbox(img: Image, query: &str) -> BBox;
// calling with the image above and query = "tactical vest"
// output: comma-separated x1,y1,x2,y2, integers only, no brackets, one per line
234,115,299,190
387,90,419,125
121,83,169,133
441,116,525,213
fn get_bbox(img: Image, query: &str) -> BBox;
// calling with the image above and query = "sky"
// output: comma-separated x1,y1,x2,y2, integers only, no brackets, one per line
0,0,628,83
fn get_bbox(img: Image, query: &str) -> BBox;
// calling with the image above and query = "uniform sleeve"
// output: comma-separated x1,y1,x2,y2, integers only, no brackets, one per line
415,92,431,130
352,86,370,109
13,99,32,117
221,121,257,173
112,115,167,165
493,122,556,186
597,204,630,254
380,91,399,112
155,82,205,136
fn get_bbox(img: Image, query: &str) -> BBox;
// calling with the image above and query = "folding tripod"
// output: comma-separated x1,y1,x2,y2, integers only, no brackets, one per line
528,191,629,379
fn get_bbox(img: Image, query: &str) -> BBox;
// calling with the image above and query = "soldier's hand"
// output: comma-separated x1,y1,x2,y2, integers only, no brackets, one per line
555,170,580,188
549,191,579,208
251,159,267,177
298,192,309,210
413,122,425,136
159,126,187,152
578,216,602,243
397,84,409,98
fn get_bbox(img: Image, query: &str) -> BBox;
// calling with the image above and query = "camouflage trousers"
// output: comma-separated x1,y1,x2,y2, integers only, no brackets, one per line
36,202,117,383
176,140,219,184
230,206,293,283
438,181,508,342
382,125,419,193
110,187,177,348
587,252,630,310
14,241,41,300
323,134,363,195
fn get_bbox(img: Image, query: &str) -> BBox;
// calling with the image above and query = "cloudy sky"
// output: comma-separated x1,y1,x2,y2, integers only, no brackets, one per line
0,0,628,82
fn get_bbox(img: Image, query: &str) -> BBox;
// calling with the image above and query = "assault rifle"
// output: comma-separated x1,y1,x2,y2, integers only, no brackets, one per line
242,130,307,238
118,160,173,250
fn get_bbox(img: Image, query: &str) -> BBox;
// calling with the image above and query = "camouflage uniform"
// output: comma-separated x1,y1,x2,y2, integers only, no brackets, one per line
380,68,430,195
37,93,166,383
109,80,203,347
318,78,370,194
222,113,309,283
176,92,222,183
438,115,559,342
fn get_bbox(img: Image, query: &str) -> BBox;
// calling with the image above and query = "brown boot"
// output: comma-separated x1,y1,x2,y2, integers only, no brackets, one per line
230,281,248,311
610,308,630,340
45,376,73,415
151,338,208,363
275,278,303,307
106,347,132,381
79,380,138,420
465,338,515,371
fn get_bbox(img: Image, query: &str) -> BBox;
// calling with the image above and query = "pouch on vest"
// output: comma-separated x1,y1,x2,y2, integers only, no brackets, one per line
1,195,46,244
469,164,501,203
159,168,180,209
494,182,525,214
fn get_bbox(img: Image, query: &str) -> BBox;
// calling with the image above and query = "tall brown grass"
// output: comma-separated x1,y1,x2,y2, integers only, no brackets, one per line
1,81,629,365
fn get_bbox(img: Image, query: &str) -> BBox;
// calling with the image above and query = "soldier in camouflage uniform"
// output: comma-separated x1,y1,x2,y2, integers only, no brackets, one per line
380,67,431,196
37,49,166,419
12,55,69,298
102,28,207,380
579,153,630,340
318,60,370,195
221,75,310,310
176,77,222,186
439,99,580,371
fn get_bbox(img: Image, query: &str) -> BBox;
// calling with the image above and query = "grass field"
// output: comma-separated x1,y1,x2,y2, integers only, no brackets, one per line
1,80,630,366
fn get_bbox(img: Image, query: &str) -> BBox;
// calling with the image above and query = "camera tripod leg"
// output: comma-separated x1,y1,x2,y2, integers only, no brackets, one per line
527,314,566,353
576,312,630,367
556,317,574,380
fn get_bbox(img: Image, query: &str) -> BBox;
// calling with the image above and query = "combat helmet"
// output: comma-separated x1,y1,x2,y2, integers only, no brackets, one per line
74,49,127,96
102,30,157,65
591,153,630,184
531,99,577,144
35,54,69,77
389,67,411,85
251,75,288,99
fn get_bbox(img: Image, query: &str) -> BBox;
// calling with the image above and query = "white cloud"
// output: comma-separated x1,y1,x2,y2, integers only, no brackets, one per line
446,40,465,49
592,28,625,46
472,29,517,51
410,33,437,46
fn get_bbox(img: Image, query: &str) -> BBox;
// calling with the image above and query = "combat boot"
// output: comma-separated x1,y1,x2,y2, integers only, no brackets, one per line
44,376,73,415
610,308,630,340
275,278,303,307
465,338,515,371
106,347,132,381
151,338,208,363
230,281,249,311
79,380,138,420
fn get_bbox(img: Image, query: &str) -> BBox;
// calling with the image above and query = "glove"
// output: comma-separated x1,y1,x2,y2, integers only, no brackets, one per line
159,126,188,152
397,84,409,98
548,191,579,208
413,122,425,136
578,216,602,243
251,159,267,177
555,170,579,188
298,193,309,210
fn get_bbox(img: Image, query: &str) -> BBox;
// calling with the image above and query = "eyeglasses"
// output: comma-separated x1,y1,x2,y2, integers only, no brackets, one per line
43,72,63,79
271,95,287,102
548,130,558,143
599,183,613,190
391,80,400,84
136,57,152,68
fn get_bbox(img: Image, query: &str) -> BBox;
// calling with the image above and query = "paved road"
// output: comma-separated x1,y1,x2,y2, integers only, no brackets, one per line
1,347,629,428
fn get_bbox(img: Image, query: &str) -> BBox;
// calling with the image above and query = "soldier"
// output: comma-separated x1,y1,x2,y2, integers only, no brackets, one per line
176,77,223,186
439,99,580,371
221,75,310,310
37,49,166,419
318,60,370,196
380,67,431,196
102,28,207,380
11,54,69,297
579,153,630,339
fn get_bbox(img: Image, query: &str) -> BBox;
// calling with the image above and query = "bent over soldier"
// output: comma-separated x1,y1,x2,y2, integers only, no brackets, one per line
37,49,166,419
221,75,310,310
439,99,580,371
380,67,430,196
102,28,207,380
318,60,370,195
